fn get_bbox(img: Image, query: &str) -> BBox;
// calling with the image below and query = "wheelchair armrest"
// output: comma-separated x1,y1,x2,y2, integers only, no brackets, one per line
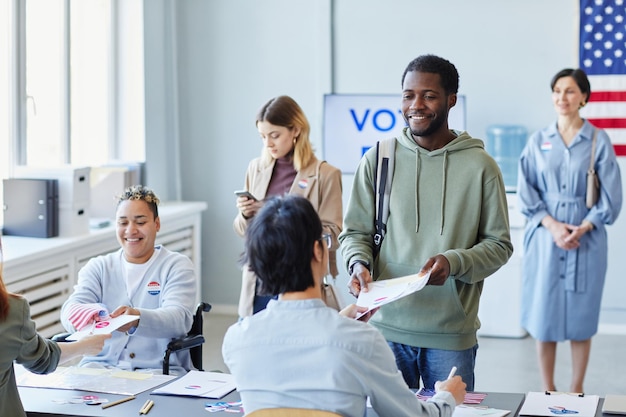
163,334,206,375
166,334,205,352
163,302,211,375
51,332,73,343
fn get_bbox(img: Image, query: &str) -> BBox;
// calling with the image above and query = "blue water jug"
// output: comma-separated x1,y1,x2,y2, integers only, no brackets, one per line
485,125,528,191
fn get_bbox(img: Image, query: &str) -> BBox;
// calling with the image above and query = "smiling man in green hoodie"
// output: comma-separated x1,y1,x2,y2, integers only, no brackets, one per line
339,54,513,392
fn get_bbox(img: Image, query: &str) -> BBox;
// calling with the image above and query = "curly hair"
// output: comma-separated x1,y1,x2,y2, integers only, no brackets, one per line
401,54,460,95
116,185,160,218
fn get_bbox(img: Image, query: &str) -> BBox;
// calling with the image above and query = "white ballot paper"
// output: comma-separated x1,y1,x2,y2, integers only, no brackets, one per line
519,392,599,417
454,405,511,417
355,271,430,319
15,364,174,396
67,315,140,341
152,370,236,399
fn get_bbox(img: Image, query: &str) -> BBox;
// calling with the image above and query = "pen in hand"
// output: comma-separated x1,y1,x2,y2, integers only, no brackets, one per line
440,365,466,406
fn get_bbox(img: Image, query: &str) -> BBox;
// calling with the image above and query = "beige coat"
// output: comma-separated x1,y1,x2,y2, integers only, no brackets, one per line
233,156,343,317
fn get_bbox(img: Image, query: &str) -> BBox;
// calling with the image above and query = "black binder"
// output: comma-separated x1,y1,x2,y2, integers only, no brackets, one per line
2,178,59,238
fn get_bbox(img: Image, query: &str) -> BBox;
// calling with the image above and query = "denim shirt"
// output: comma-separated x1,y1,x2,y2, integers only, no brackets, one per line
222,298,455,417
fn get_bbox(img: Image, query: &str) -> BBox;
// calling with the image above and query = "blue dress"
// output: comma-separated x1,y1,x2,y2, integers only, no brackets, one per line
517,120,622,341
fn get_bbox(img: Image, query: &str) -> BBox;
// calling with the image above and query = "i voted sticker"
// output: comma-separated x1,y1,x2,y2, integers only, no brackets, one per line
147,281,161,295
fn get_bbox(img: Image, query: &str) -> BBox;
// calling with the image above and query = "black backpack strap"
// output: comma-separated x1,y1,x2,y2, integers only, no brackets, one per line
373,138,396,256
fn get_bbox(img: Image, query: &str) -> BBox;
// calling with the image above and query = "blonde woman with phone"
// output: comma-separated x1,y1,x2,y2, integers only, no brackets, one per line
233,95,343,317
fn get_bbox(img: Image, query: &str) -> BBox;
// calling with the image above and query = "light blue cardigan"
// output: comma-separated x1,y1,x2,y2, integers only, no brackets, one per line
61,246,196,371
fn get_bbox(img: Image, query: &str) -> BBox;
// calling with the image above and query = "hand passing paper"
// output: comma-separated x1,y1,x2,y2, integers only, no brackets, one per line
67,315,140,341
66,303,109,330
354,271,430,319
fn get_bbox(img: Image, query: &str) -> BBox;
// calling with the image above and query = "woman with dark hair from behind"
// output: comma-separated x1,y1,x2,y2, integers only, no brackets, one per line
0,235,109,417
223,195,466,417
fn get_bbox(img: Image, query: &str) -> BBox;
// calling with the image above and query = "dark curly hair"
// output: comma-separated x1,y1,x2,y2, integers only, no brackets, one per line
401,54,459,95
116,185,160,219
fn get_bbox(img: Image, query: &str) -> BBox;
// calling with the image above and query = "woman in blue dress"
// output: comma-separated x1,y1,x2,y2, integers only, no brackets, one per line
517,68,622,393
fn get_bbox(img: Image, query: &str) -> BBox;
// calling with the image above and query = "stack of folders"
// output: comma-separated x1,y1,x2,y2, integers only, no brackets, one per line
2,178,59,238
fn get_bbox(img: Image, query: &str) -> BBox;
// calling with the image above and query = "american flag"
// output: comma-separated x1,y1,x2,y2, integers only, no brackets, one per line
579,0,626,155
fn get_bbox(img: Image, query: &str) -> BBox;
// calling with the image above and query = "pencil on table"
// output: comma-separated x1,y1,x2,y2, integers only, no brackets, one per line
101,395,136,409
140,399,154,415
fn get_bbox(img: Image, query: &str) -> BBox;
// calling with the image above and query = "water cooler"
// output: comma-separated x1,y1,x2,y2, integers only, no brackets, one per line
484,125,527,192
478,125,528,338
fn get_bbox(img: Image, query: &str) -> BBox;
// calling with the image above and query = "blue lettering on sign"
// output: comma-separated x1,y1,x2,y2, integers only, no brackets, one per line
350,108,404,132
350,109,370,131
372,109,395,132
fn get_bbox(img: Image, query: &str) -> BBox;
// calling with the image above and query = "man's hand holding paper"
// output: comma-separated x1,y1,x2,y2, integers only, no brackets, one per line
354,271,430,319
420,254,451,286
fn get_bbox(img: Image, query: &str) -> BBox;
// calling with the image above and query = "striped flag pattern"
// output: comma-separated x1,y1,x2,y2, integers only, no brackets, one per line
579,0,626,156
66,303,107,330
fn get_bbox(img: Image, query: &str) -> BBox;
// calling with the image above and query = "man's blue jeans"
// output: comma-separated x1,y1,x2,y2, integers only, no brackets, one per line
388,341,478,391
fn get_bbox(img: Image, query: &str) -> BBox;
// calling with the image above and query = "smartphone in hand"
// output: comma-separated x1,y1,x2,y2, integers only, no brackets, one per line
234,190,258,201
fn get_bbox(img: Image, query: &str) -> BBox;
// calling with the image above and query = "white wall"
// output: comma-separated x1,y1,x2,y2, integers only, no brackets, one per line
173,0,332,312
331,0,578,137
153,0,583,314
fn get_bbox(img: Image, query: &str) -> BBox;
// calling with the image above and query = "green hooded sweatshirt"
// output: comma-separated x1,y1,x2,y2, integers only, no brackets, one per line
340,127,513,350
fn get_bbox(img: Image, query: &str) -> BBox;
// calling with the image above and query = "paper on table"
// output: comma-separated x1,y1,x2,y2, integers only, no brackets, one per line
15,364,174,396
355,271,430,319
152,370,236,399
454,405,510,417
67,315,140,341
519,392,599,417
